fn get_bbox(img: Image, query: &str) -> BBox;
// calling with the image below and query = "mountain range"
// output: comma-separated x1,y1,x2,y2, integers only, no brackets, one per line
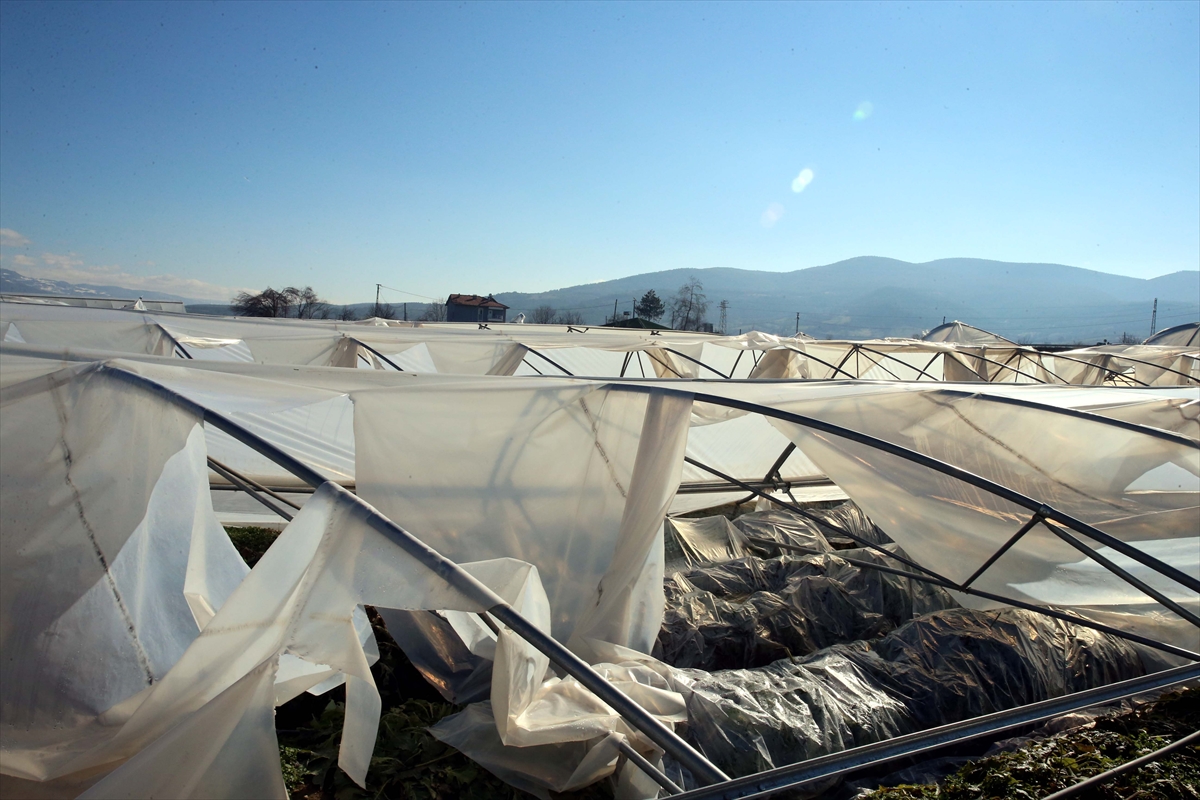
0,268,192,304
4,258,1197,344
493,257,1199,343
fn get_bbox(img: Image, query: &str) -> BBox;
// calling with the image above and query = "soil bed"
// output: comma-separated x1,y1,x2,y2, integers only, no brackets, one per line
225,524,1198,800
861,686,1200,800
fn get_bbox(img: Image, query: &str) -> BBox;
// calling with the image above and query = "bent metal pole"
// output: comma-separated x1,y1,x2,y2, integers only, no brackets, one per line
609,384,1200,598
742,534,1200,663
671,661,1200,800
99,364,731,787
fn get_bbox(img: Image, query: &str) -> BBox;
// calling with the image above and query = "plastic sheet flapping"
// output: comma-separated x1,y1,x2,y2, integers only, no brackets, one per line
690,381,1200,653
0,365,564,797
3,345,1196,797
353,384,694,654
429,641,693,799
675,607,1148,780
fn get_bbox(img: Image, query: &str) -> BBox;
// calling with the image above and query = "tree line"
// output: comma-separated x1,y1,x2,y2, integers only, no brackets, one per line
231,287,448,322
524,278,711,330
232,276,712,330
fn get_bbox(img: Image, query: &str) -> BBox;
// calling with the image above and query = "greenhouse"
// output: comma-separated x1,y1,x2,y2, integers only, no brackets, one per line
0,299,1197,798
3,302,1198,386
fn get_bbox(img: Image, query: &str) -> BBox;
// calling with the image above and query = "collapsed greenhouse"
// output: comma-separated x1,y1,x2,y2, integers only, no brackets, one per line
0,299,1197,799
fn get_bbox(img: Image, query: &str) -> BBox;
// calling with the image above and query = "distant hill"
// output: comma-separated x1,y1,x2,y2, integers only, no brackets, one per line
7,260,1197,343
0,268,192,304
492,257,1200,343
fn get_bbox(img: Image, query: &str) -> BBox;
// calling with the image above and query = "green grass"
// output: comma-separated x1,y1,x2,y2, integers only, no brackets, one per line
865,687,1200,800
277,699,530,800
225,524,282,567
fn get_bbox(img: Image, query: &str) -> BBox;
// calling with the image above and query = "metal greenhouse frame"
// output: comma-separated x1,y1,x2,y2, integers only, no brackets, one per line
102,364,1200,799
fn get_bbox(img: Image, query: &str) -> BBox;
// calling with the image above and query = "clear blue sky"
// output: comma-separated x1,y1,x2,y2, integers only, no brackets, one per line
1,1,1197,302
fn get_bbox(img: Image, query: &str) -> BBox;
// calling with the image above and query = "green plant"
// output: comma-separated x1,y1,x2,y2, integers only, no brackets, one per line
280,699,530,800
225,525,281,567
866,687,1200,800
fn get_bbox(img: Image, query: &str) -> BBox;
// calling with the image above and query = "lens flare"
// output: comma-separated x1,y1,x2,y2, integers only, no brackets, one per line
760,202,785,228
853,101,873,121
791,167,814,193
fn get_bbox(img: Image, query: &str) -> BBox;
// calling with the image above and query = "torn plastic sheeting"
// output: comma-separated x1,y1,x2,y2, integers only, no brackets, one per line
0,368,559,796
0,318,175,358
1051,346,1200,387
353,382,693,652
515,346,632,378
368,341,439,373
0,368,218,760
680,411,827,483
156,318,359,369
430,705,667,800
665,515,750,574
108,359,359,485
4,357,1195,800
713,383,1200,649
677,607,1148,779
422,339,527,375
156,321,257,364
656,548,958,672
2,320,25,343
569,390,693,655
76,659,286,800
58,483,552,796
430,647,694,798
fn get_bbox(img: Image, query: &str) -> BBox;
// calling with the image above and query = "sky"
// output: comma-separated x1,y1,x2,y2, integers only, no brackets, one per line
1,1,1197,303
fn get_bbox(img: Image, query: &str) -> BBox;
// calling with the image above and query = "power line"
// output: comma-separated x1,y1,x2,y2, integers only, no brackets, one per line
377,284,440,302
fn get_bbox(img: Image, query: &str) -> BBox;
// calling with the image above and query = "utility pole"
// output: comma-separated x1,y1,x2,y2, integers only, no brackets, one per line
795,312,800,336
375,284,381,318
612,299,618,325
1150,298,1157,336
403,302,407,322
718,300,728,335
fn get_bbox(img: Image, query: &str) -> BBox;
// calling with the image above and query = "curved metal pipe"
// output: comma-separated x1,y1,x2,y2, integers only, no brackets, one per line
99,364,730,787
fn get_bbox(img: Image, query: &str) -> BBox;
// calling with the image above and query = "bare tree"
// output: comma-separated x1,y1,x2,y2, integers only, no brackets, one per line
669,278,709,331
338,305,359,321
419,299,447,321
287,286,325,319
231,286,325,318
555,310,584,325
531,305,557,324
232,287,294,317
373,302,398,320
